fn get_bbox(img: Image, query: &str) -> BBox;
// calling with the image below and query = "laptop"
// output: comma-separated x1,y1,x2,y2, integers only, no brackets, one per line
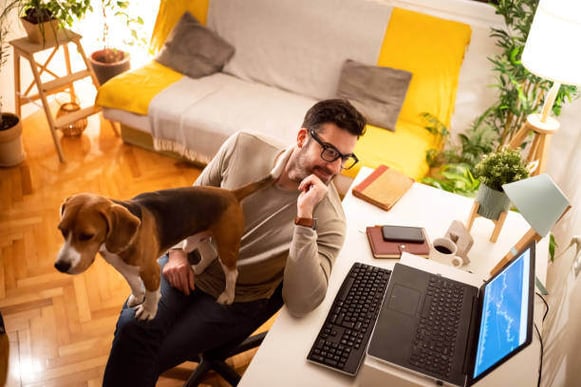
367,242,536,386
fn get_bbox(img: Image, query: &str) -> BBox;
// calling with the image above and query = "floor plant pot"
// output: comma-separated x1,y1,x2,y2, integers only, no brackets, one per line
89,49,131,85
475,183,511,221
0,113,25,167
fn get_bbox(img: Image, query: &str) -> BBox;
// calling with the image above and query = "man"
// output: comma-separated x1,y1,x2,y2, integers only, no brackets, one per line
103,99,366,385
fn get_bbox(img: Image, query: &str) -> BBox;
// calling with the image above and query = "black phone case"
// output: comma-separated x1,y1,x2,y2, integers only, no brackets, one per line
381,225,425,243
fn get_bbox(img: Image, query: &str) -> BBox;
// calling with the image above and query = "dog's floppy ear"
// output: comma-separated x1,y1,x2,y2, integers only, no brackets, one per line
59,196,73,218
102,204,141,253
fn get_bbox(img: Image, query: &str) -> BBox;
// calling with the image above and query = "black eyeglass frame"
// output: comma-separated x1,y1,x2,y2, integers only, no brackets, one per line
308,129,359,170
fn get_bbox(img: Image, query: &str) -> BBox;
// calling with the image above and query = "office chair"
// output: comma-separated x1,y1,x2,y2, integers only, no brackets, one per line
184,283,283,387
184,330,268,387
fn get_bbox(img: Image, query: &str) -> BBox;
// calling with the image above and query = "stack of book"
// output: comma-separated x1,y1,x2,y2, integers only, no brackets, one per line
366,225,430,259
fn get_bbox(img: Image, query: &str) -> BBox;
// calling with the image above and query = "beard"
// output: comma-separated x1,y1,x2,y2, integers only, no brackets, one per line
288,148,335,185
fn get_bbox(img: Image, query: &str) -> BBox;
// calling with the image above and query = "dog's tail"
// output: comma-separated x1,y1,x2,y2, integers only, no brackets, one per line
232,174,275,201
232,147,289,201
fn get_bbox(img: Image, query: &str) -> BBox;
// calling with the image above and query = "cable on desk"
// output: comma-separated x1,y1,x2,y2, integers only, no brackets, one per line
534,292,549,387
536,292,549,323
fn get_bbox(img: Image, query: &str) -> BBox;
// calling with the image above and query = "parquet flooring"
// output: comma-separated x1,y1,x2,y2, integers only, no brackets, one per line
0,108,264,386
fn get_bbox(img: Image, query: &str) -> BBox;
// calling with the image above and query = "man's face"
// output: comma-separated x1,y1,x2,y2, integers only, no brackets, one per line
290,123,358,185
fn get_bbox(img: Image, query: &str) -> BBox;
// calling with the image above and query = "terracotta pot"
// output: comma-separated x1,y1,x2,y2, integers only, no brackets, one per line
20,18,60,45
475,183,511,220
0,113,25,167
89,49,131,85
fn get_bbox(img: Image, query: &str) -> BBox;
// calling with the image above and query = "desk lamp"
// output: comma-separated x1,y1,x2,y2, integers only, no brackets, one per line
509,0,581,175
489,173,570,277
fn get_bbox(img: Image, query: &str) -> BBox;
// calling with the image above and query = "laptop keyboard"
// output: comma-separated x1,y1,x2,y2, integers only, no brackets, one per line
307,262,391,376
409,275,465,378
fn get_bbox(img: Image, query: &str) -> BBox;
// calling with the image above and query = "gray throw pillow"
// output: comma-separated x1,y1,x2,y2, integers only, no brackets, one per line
155,12,235,79
337,59,412,131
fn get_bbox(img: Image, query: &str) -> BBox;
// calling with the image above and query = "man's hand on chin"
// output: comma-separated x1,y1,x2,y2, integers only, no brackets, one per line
297,174,328,218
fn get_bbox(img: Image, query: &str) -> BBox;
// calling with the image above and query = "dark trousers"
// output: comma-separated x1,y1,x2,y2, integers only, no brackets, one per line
102,255,283,387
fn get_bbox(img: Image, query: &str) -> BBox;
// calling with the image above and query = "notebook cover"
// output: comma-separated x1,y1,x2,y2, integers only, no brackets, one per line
352,165,414,211
366,225,430,259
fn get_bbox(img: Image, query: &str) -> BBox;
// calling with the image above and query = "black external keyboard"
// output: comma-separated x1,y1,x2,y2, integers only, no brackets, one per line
307,262,392,376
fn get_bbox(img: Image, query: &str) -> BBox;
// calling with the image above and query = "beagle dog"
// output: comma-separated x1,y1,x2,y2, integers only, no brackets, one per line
55,175,274,320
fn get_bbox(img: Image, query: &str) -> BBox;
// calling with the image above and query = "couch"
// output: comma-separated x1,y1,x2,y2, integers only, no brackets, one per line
96,0,475,185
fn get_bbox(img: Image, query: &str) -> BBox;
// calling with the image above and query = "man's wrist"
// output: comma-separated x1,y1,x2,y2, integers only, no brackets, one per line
294,216,317,230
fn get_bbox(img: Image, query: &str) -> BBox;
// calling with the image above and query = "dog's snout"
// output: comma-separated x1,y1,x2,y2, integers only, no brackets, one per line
54,261,71,273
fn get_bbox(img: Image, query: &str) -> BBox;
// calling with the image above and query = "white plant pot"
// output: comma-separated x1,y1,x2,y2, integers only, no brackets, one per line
0,113,25,167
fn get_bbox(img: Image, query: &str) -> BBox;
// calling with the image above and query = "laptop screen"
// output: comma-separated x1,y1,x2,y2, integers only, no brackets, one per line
471,243,535,382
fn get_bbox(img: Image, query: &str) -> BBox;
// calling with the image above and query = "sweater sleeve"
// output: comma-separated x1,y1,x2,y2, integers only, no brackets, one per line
282,190,346,317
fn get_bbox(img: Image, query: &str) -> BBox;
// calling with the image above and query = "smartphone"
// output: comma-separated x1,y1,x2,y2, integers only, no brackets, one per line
381,225,425,243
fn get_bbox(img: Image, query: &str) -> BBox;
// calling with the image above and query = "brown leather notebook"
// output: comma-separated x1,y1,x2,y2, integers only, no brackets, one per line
352,165,414,211
366,225,430,259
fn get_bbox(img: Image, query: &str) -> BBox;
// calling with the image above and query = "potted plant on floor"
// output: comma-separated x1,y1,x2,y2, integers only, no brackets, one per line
1,0,25,166
88,0,146,85
19,0,92,45
473,147,530,221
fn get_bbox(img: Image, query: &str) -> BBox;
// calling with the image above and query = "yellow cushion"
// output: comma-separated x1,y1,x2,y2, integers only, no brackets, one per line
95,61,183,115
343,121,437,181
149,0,210,54
378,8,471,128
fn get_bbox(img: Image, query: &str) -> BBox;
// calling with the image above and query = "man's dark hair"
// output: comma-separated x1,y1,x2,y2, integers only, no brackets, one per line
302,99,366,137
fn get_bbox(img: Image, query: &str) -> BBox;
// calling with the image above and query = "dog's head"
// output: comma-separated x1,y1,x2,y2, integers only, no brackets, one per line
55,193,141,274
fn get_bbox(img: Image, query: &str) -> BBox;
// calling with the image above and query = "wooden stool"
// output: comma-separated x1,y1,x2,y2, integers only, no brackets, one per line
466,200,507,243
509,113,560,176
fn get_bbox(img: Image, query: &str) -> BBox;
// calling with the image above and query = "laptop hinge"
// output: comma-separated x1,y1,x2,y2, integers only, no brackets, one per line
462,294,480,375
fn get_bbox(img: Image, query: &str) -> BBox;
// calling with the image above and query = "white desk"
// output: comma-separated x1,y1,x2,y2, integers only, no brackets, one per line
240,167,548,387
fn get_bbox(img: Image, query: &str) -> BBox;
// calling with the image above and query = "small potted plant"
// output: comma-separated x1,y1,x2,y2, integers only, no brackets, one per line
19,0,92,45
473,147,530,220
1,0,25,166
88,0,146,85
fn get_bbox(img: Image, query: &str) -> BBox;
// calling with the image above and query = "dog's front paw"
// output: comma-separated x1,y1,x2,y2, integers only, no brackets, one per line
216,292,234,305
127,293,144,307
133,288,161,320
134,304,157,321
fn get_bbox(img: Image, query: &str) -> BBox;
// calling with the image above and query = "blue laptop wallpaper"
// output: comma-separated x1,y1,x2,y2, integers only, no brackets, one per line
472,247,532,379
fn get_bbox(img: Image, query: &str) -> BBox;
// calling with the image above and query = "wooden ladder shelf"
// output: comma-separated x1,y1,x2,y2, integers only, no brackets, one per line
10,31,105,162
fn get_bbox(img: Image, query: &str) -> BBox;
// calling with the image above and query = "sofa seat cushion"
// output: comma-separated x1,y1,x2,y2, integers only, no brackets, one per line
96,61,183,115
147,72,317,163
342,121,436,181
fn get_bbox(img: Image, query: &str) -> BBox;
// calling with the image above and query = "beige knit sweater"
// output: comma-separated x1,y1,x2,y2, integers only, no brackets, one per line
193,131,346,316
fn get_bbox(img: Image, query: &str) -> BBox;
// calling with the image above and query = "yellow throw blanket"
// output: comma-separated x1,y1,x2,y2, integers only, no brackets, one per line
95,61,183,116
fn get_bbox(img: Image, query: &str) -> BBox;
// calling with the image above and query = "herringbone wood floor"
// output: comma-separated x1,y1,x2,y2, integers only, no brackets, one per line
0,109,268,386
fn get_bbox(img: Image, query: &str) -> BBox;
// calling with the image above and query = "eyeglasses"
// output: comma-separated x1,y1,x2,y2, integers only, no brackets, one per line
308,129,359,170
